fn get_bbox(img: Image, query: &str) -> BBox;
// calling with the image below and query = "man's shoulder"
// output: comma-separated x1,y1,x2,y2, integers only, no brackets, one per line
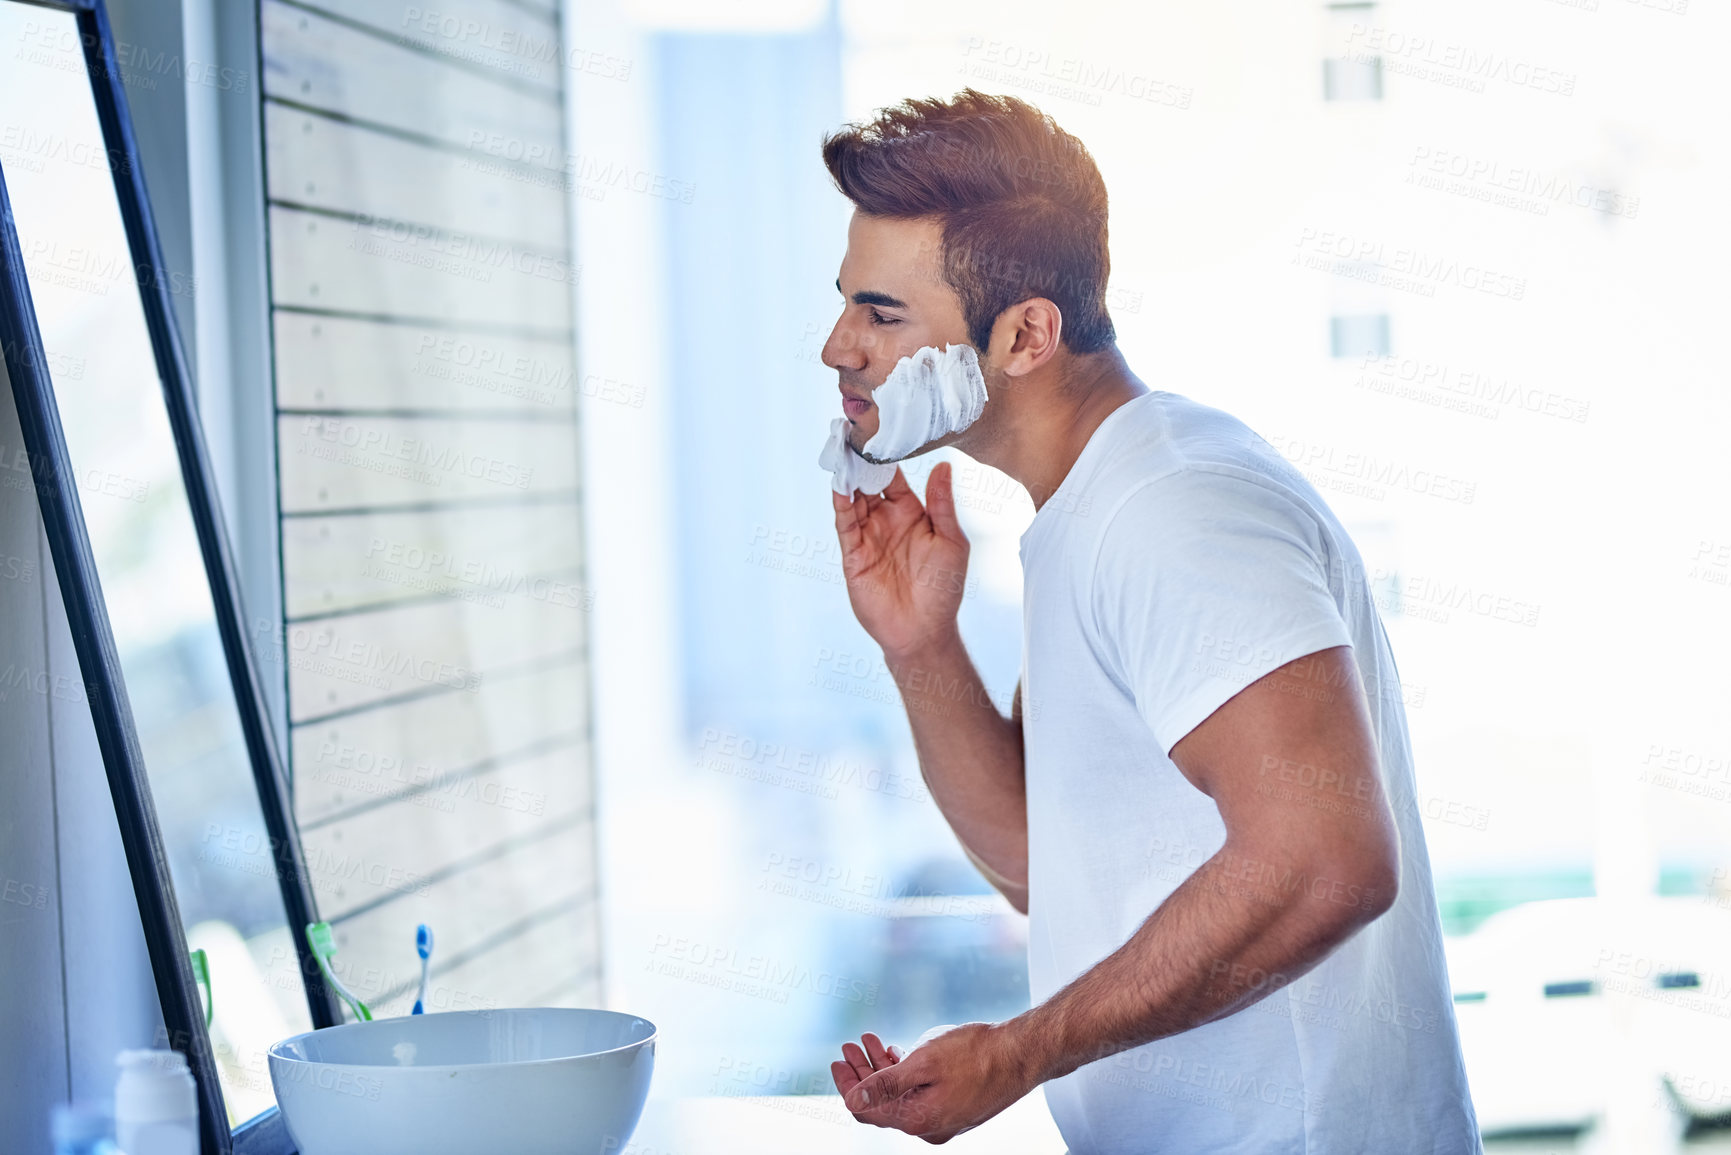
1030,392,1330,576
1092,391,1310,507
1091,401,1322,543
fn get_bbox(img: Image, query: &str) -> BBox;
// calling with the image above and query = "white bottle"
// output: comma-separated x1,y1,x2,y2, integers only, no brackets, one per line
114,1049,198,1155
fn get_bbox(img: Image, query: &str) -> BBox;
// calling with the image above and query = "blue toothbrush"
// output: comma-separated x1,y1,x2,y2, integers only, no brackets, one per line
411,924,434,1014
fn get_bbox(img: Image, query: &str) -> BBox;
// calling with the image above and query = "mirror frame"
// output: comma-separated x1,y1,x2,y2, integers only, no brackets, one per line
0,0,340,1150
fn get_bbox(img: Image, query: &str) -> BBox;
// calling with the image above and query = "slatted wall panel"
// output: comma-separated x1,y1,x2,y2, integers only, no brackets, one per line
259,0,602,1016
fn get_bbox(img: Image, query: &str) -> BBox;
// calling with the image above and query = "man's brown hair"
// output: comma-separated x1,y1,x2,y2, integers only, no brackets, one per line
821,88,1116,356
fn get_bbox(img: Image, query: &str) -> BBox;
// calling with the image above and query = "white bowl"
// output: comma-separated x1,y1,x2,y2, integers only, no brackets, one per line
268,1008,655,1155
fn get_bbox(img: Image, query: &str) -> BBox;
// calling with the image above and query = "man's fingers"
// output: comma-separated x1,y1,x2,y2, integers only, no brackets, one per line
832,484,868,551
840,1052,946,1137
882,465,915,502
840,1040,875,1085
844,1053,920,1113
924,461,967,546
830,1058,859,1096
861,1032,896,1069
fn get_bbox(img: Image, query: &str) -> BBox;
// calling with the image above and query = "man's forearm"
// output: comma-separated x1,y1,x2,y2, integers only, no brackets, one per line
1008,842,1395,1084
884,626,1028,895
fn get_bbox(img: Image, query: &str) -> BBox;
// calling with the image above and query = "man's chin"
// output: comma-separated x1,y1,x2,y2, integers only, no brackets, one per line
850,435,904,466
853,430,959,465
858,444,936,466
846,426,889,464
848,418,962,465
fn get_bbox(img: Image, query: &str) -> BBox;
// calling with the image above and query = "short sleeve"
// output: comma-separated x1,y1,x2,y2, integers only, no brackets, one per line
1092,467,1354,756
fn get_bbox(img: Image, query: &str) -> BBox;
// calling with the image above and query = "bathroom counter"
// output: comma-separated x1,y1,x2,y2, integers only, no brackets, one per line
623,1090,1066,1153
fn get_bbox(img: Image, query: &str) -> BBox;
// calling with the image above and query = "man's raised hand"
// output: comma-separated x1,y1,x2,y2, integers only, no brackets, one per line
830,461,969,662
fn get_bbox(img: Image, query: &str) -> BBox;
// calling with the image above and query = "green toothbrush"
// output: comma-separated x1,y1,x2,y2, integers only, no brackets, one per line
305,921,372,1022
189,948,213,1027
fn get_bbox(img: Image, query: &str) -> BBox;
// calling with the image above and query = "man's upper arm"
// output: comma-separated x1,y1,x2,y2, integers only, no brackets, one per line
1169,645,1399,919
1093,467,1354,757
1093,469,1398,912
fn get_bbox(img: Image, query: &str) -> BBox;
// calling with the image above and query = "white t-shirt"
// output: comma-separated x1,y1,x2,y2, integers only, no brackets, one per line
1017,390,1480,1154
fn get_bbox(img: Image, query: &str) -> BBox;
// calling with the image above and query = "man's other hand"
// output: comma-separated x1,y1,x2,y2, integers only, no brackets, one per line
829,1023,1036,1143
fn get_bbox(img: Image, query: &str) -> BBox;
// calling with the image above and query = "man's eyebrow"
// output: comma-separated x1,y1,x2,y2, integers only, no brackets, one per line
835,277,908,310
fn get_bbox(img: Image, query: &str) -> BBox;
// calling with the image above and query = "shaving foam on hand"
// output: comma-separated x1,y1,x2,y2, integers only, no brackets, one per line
861,344,988,463
912,1024,961,1051
820,417,897,496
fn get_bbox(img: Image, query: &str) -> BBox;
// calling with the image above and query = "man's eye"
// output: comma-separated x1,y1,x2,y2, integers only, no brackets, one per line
867,309,900,326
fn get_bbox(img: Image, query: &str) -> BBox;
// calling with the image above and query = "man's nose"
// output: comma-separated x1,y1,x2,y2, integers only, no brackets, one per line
820,318,865,373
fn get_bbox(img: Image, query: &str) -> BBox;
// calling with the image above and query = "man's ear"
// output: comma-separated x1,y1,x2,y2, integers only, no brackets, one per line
989,297,1063,379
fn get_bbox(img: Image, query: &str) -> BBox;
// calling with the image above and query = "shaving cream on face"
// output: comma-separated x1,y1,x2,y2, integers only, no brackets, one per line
819,416,896,496
861,344,988,463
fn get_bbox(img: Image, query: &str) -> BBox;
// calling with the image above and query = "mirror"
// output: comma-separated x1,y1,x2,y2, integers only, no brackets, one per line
0,1,335,1147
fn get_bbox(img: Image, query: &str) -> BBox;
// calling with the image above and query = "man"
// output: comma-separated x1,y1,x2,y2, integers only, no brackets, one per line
817,90,1479,1152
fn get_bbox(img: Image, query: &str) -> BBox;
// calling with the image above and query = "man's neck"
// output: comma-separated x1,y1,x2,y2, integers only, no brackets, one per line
969,345,1149,512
